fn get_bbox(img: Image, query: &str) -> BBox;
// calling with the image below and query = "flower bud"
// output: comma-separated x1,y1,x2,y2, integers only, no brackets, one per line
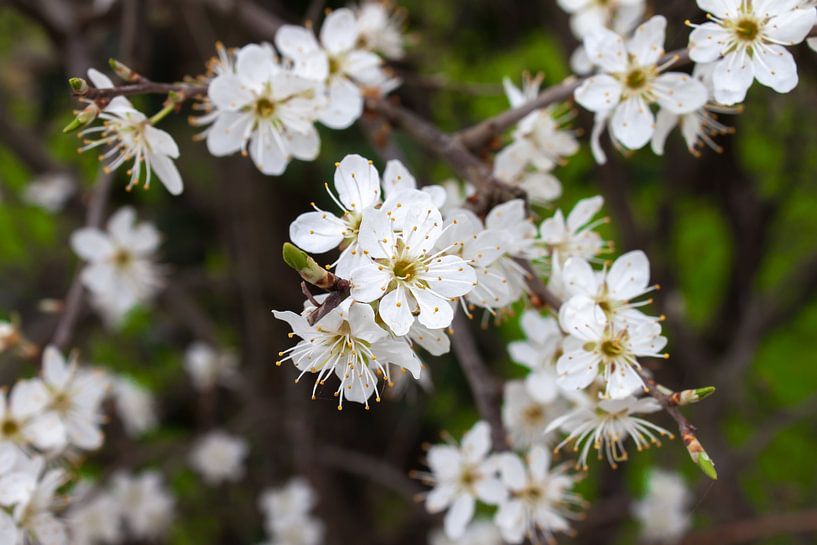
282,242,336,289
62,103,100,133
683,432,717,480
109,58,139,82
69,77,89,95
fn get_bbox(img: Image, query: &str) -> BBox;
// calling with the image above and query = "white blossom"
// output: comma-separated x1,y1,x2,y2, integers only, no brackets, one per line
688,0,817,105
70,206,162,327
508,310,565,403
0,379,66,452
557,295,667,398
539,195,607,267
495,446,583,544
275,8,392,130
575,16,708,155
111,470,174,540
632,469,691,543
184,341,239,391
561,250,658,328
259,478,324,545
204,43,325,175
78,69,183,195
350,194,476,336
355,1,406,60
501,381,564,450
111,377,157,437
189,430,249,485
40,346,108,451
558,0,646,41
0,456,68,545
274,298,422,409
66,489,122,545
421,421,507,540
22,172,75,212
547,394,671,469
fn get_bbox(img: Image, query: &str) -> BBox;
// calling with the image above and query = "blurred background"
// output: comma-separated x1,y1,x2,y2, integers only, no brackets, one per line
1,1,816,544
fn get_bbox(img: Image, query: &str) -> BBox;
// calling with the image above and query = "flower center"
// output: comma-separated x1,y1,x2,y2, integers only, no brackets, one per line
521,485,543,502
393,257,421,281
458,468,478,488
329,56,342,76
255,97,276,118
113,249,133,268
523,405,544,423
600,339,624,357
625,68,648,90
734,17,760,41
1,419,18,437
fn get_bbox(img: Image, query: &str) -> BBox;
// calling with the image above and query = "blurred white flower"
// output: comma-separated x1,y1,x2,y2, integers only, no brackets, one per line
189,430,249,485
0,455,68,545
111,377,157,437
22,172,75,212
184,341,239,391
71,206,162,327
0,379,66,452
508,311,564,403
259,477,324,545
429,519,503,545
539,195,607,267
501,380,564,450
632,469,691,543
354,1,406,59
111,470,174,540
421,421,507,540
67,489,122,545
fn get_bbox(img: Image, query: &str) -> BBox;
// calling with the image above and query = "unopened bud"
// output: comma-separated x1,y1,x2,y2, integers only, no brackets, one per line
62,103,100,133
683,432,717,480
108,58,139,82
69,77,89,95
282,243,336,289
669,386,716,406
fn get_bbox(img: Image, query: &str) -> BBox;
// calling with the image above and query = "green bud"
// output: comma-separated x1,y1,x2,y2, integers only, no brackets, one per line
69,77,88,94
693,386,716,401
108,58,138,82
62,103,99,133
695,451,718,480
282,243,333,288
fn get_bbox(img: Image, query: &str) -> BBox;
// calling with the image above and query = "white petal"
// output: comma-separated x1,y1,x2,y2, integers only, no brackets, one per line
206,112,252,156
381,160,417,198
461,421,491,462
653,72,708,114
0,510,18,544
765,8,816,44
574,74,623,113
249,125,288,175
627,16,667,67
42,346,69,390
555,351,600,390
566,195,604,232
284,125,321,161
319,77,363,129
379,285,415,336
688,22,729,63
334,154,381,211
208,74,254,111
424,256,476,298
320,8,359,55
148,152,183,195
562,257,598,297
607,250,650,300
409,323,450,356
712,53,753,105
584,27,628,73
357,207,394,259
607,363,645,399
499,453,527,491
87,68,114,89
70,229,113,261
444,494,475,540
143,125,179,158
413,288,453,331
696,0,738,19
289,211,346,253
610,96,654,150
474,476,507,505
349,263,391,302
650,108,680,155
236,43,278,88
752,45,798,93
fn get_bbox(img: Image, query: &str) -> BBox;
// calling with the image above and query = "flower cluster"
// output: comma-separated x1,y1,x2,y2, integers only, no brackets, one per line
258,478,324,545
419,421,583,543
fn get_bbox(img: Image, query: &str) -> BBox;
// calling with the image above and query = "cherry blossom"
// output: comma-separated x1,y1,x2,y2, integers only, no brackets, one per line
632,469,692,543
189,430,249,485
688,0,817,105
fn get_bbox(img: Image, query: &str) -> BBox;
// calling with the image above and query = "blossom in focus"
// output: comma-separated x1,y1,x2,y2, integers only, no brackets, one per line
22,172,75,212
111,470,174,540
189,430,249,485
71,206,162,327
204,43,325,175
184,341,239,391
495,446,583,544
78,69,183,195
688,0,817,105
632,469,692,543
350,193,476,336
575,16,708,155
274,298,422,409
421,421,507,539
547,394,671,470
557,295,667,398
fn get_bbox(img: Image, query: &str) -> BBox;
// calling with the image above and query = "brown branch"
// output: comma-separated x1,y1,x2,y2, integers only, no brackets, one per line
73,80,208,102
679,509,817,545
50,171,114,350
450,312,507,450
